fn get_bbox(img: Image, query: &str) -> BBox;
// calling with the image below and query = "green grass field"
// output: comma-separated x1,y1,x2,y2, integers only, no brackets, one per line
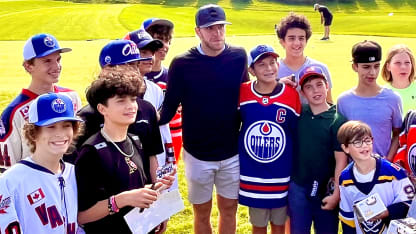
1,0,416,233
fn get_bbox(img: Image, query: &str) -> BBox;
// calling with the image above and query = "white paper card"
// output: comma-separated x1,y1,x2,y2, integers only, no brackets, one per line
124,189,184,234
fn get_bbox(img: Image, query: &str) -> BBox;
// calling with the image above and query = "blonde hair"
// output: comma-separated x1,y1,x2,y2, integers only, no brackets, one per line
381,44,415,83
23,122,83,154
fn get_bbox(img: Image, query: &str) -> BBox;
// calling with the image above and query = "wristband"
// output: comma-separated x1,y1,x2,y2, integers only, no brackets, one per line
110,195,120,213
108,197,115,215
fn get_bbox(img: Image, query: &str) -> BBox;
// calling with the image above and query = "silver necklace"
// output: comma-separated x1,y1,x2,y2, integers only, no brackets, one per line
100,129,134,158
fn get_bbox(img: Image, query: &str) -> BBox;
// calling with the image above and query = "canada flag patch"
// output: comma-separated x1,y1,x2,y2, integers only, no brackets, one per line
27,188,45,205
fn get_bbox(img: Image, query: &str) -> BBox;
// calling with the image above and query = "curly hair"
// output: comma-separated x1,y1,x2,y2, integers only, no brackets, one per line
87,65,142,111
275,12,312,41
381,44,415,83
23,121,83,154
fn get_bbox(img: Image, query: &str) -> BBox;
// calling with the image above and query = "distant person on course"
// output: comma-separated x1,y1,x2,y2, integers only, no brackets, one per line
0,33,81,172
159,4,249,234
314,3,333,40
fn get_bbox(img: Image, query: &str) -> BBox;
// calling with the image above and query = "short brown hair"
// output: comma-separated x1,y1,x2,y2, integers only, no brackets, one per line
23,121,83,154
381,44,415,83
337,121,373,146
275,12,312,41
86,65,141,112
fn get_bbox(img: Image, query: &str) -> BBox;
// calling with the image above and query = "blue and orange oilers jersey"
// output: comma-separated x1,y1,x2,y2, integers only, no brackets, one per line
238,81,301,208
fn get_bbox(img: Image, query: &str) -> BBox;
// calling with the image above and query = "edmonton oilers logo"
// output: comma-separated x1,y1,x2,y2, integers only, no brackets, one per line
43,36,55,47
104,55,111,64
408,143,416,175
244,120,285,163
51,98,66,113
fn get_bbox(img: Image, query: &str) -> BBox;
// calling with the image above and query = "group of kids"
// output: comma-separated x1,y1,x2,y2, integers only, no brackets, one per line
0,3,416,234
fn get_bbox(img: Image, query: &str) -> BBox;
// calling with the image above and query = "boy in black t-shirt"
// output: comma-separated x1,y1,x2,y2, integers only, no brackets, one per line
75,66,175,233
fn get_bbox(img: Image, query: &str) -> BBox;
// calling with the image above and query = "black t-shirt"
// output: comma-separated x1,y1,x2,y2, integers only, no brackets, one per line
74,98,163,159
319,6,332,19
159,44,249,161
76,132,150,233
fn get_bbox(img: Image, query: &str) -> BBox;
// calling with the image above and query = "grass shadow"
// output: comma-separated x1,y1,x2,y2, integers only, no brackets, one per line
405,0,416,9
140,0,196,7
356,0,378,10
230,0,252,10
195,0,220,7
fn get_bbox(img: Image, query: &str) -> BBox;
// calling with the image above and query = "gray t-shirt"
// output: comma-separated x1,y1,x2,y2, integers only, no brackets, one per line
337,87,403,157
278,57,333,104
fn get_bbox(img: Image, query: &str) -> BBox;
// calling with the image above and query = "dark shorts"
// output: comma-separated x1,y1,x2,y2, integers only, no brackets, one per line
324,16,333,26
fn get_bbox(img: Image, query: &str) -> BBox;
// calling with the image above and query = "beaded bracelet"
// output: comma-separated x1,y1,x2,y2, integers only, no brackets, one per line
108,197,115,215
110,195,120,213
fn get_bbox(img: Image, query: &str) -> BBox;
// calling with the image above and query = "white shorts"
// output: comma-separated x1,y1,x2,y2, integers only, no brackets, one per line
183,150,240,204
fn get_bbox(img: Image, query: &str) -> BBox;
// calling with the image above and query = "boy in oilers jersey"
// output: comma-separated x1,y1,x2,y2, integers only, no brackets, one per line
0,33,81,172
338,121,414,234
288,65,347,234
394,110,416,182
238,45,301,234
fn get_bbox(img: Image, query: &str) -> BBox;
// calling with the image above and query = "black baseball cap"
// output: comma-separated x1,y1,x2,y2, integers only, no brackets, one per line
195,4,231,28
352,40,382,63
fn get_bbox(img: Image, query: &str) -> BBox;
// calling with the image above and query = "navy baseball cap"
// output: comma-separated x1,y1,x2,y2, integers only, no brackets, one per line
248,45,279,67
124,29,163,52
99,40,151,68
299,65,327,87
141,18,174,30
28,93,82,127
23,33,71,61
352,40,382,63
196,4,231,28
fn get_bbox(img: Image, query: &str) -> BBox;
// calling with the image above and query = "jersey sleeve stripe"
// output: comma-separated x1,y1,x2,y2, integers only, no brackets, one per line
339,215,355,228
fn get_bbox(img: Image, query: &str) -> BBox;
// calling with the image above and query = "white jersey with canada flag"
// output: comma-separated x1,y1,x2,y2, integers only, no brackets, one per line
0,87,81,172
238,81,301,208
0,158,79,234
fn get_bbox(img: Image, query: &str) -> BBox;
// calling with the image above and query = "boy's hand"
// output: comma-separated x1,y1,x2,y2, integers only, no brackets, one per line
278,75,297,88
321,194,339,210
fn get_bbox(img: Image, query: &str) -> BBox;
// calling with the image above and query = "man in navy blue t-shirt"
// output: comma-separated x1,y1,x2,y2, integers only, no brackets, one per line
159,4,248,234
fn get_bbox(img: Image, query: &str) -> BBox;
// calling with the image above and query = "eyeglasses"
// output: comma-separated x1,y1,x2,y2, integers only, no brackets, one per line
349,137,373,148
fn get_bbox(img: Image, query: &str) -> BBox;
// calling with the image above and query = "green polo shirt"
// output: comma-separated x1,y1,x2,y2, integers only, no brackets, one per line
292,104,346,188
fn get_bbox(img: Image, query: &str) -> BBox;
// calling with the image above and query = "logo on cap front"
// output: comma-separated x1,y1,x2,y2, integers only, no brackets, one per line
369,56,375,61
44,36,55,47
257,45,267,53
122,43,140,57
104,56,111,64
136,31,147,39
51,98,66,113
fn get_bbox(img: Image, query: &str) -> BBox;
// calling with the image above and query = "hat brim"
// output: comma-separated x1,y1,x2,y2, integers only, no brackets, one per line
34,116,82,127
198,21,231,28
299,72,326,86
250,52,279,66
102,56,152,67
34,47,72,59
145,19,174,30
138,40,164,52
